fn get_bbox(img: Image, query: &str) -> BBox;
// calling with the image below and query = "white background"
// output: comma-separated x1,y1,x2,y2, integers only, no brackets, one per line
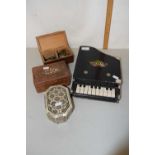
0,0,155,155
26,0,129,48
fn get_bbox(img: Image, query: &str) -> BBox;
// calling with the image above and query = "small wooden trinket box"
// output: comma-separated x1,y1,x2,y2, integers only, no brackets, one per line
36,31,74,64
32,61,71,93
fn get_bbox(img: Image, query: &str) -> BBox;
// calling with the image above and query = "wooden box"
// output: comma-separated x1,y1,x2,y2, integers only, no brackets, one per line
36,31,74,64
32,61,71,93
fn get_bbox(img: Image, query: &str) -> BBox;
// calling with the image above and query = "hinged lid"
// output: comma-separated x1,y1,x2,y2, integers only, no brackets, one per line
32,60,71,93
32,61,71,84
36,31,70,58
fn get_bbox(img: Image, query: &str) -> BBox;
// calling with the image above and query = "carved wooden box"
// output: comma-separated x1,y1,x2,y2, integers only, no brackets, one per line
32,61,71,93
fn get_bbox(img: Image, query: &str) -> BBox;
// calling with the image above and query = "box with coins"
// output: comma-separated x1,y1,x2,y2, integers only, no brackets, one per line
36,31,74,64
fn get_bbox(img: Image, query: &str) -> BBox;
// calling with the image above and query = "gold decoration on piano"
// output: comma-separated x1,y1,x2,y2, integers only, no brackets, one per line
89,59,108,68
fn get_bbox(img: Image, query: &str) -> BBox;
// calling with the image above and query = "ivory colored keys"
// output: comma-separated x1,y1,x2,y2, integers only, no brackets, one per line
84,85,89,94
92,86,96,95
88,86,92,95
76,84,80,93
75,84,115,98
80,85,84,94
96,87,100,96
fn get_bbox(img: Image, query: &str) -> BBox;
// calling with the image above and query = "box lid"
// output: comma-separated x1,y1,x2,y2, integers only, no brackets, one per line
36,31,70,58
32,61,71,84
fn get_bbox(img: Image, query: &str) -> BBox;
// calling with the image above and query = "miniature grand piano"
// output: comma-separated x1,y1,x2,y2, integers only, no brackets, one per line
71,46,122,102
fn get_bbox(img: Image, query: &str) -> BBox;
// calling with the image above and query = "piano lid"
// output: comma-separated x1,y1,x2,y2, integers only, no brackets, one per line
73,46,121,84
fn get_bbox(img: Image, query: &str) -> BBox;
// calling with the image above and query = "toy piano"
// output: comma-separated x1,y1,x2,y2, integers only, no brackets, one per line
71,46,122,102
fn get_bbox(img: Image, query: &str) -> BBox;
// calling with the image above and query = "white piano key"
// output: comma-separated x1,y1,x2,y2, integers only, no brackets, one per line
99,87,104,96
111,89,115,98
88,86,92,95
76,84,80,93
79,85,82,93
80,85,84,94
107,88,112,97
103,88,108,97
96,87,100,96
92,86,96,95
84,85,89,94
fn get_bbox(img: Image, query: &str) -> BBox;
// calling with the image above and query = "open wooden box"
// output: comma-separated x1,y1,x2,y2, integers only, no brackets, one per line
36,31,74,64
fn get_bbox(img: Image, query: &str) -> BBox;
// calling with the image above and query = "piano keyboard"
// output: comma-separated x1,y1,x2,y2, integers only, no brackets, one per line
75,84,115,98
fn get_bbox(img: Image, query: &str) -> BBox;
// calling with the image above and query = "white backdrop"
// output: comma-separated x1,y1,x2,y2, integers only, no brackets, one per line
26,0,128,49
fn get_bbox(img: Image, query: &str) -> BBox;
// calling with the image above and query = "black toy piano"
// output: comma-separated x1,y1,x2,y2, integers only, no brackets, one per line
71,46,122,102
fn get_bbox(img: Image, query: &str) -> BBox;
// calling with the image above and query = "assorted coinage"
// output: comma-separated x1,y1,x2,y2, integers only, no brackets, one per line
44,85,74,123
